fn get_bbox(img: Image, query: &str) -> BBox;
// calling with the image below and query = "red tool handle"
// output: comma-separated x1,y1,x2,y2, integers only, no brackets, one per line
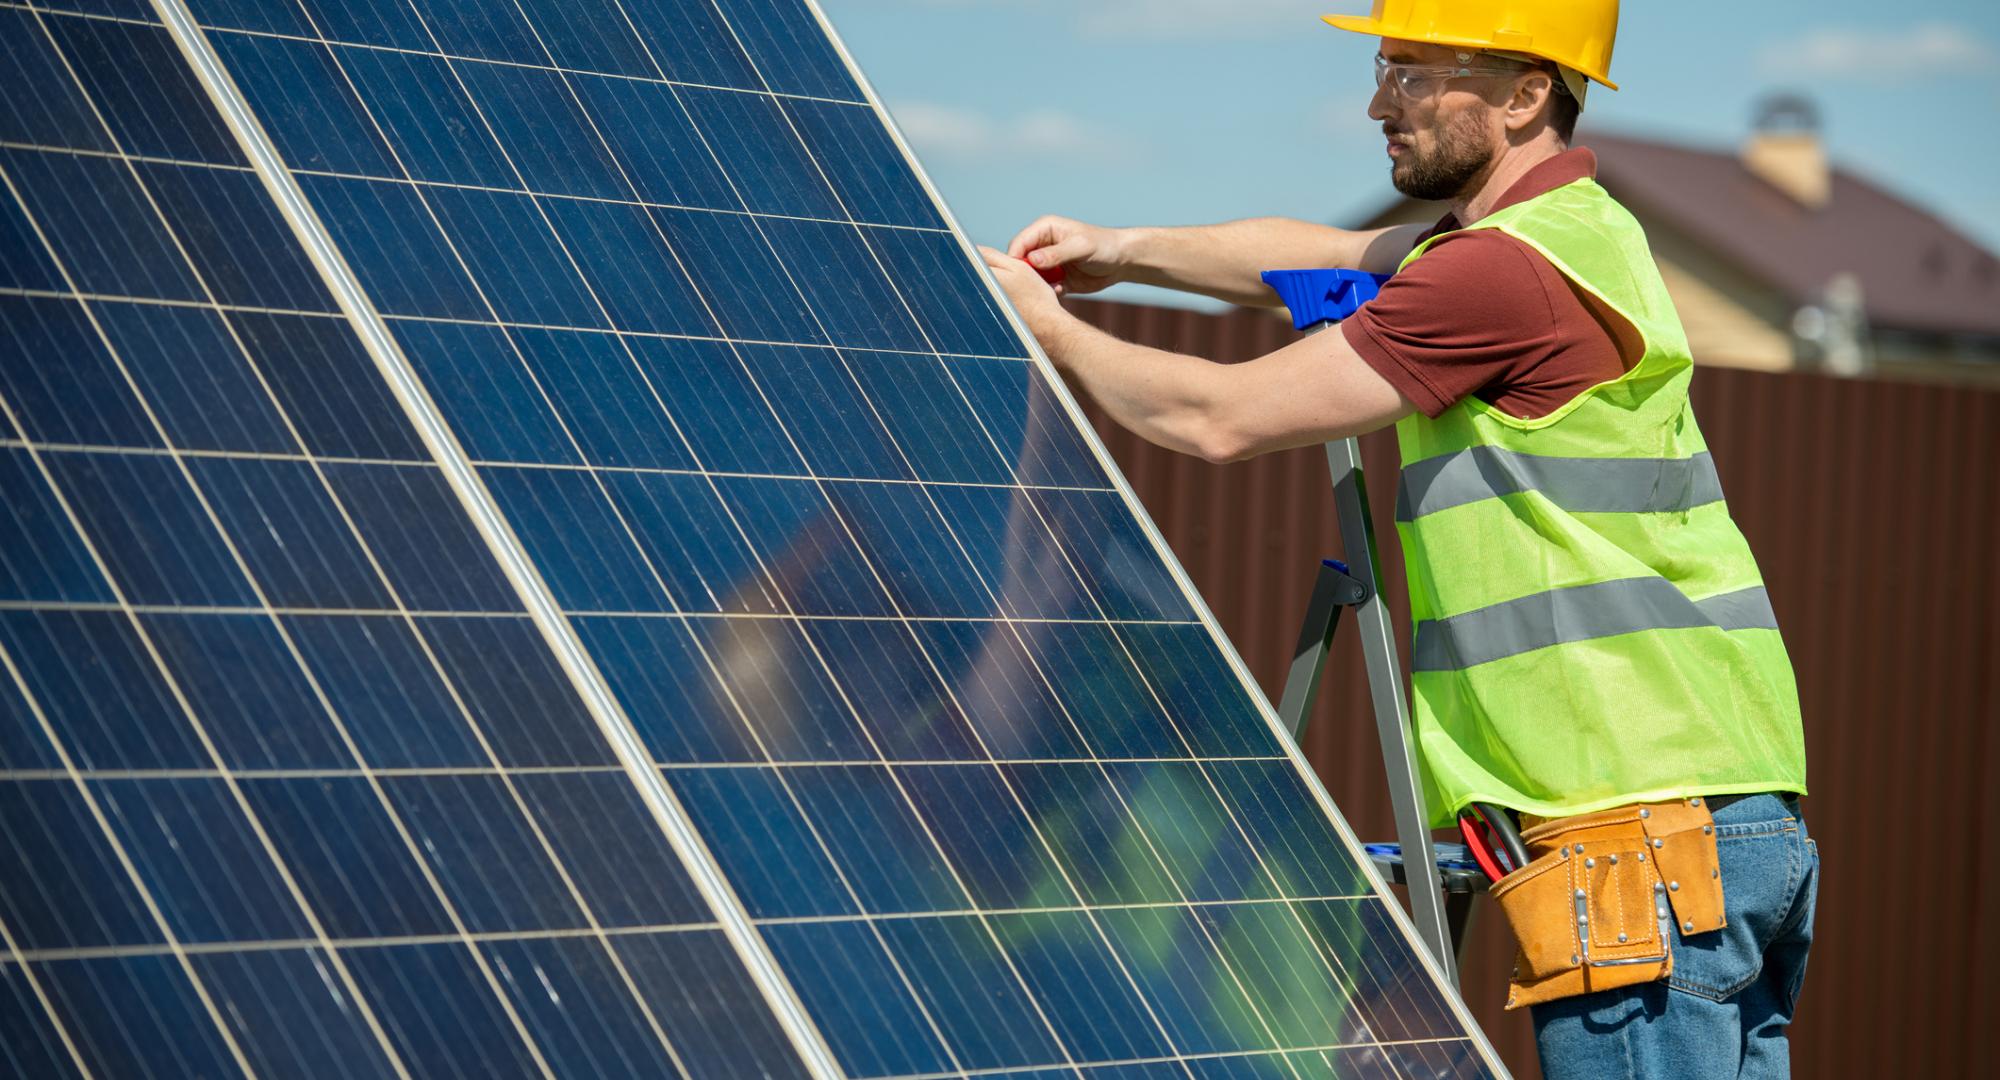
1022,250,1066,285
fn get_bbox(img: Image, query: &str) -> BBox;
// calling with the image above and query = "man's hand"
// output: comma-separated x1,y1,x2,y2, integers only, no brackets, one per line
979,245,1068,338
1005,215,1127,296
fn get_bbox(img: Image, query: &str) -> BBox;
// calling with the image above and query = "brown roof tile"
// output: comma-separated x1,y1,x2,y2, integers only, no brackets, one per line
1580,130,2000,338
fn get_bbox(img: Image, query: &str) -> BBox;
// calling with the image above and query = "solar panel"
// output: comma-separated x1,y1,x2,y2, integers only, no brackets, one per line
1,2,1503,1077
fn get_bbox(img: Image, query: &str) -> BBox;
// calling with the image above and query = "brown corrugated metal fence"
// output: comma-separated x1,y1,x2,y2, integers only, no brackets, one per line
1070,298,1999,1078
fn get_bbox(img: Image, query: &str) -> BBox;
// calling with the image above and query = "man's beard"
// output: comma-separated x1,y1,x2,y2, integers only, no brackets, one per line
1389,111,1494,201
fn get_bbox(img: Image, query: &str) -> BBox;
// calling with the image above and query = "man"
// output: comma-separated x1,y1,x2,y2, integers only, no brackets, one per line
977,2,1816,1077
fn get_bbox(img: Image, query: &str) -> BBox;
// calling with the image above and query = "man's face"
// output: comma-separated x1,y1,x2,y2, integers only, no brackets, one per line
1367,39,1509,202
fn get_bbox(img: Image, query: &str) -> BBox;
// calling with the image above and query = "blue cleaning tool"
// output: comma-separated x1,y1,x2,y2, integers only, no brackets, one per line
1260,268,1392,330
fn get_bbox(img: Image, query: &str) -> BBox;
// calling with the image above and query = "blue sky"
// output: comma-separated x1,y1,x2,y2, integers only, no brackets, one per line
820,0,2000,308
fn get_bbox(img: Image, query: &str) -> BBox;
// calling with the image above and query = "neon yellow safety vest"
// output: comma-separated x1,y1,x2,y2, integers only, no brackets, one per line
1393,177,1808,827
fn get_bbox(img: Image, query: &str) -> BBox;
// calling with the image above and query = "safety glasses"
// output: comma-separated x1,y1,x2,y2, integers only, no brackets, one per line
1374,53,1533,101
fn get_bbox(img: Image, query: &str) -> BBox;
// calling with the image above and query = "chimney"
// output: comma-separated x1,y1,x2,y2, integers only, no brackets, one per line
1741,95,1830,210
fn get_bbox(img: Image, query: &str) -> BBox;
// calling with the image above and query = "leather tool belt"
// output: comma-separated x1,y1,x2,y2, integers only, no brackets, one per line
1489,797,1727,1010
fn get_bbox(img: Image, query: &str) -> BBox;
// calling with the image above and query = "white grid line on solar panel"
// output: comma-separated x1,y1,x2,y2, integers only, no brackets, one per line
883,1036,1487,1080
0,603,1201,628
0,437,1119,493
0,602,1200,629
242,0,1440,1072
252,3,1090,1068
6,12,724,1074
201,18,872,107
0,286,1038,363
0,2,156,29
0,139,956,235
1,756,1292,781
1,892,1388,965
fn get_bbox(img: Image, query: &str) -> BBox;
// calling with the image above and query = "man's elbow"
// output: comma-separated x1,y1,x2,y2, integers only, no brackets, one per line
1188,419,1257,465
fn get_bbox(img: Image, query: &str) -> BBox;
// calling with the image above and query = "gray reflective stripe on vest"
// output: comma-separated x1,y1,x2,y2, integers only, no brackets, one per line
1397,447,1725,522
1412,581,1779,672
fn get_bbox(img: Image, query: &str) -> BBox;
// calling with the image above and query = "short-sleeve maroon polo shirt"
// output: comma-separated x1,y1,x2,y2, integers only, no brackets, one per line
1341,148,1643,420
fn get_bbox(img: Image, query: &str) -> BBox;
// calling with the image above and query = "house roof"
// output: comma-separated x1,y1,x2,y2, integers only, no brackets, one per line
1577,130,2000,339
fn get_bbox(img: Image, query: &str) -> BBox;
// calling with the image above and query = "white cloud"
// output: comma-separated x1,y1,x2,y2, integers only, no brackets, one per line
888,101,1143,165
1762,22,1998,81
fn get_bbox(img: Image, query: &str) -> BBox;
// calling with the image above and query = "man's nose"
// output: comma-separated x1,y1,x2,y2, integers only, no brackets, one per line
1367,82,1396,123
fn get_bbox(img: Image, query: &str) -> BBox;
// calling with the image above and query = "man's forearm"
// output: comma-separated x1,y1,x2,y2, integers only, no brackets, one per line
1118,219,1423,306
1033,312,1236,461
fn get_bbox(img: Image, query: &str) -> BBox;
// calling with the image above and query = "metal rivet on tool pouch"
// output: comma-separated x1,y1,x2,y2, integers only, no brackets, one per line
1586,857,1596,868
1683,920,1695,932
1640,808,1650,818
1669,881,1680,892
1653,838,1664,848
1689,798,1702,807
1609,854,1620,865
1617,932,1628,943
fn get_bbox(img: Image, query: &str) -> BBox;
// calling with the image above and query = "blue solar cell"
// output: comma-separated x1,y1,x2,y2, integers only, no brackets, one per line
341,942,545,1077
732,343,910,480
457,62,632,201
1095,904,1279,1056
423,186,612,329
568,72,743,211
802,618,985,759
669,766,859,919
841,349,1016,485
597,473,771,613
761,215,929,350
232,312,428,460
0,610,205,769
94,302,299,453
39,451,255,607
712,474,897,616
3,149,208,302
711,0,864,102
0,962,84,1080
992,910,1176,1063
0,780,162,950
0,9,114,152
194,457,396,608
1103,761,1273,903
785,98,944,229
525,2,659,80
898,763,1077,910
765,923,950,1075
284,614,494,767
422,0,550,68
511,771,709,926
823,481,998,616
37,955,246,1079
41,14,246,166
485,465,679,612
866,225,1030,357
211,33,402,177
539,197,717,337
876,913,1067,1071
0,192,66,291
782,763,972,913
485,935,690,1076
619,0,761,91
383,773,590,933
239,777,457,939
682,86,842,219
95,778,313,943
651,204,826,342
191,948,401,1079
0,295,161,449
330,47,518,188
142,614,351,768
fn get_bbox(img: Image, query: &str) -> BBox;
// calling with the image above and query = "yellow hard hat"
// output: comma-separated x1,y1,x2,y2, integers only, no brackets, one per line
1323,0,1620,91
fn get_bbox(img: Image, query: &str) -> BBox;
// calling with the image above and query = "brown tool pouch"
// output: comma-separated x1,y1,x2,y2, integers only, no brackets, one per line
1488,798,1727,1010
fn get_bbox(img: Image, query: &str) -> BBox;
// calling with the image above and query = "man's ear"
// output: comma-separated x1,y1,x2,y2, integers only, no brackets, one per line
1504,72,1556,133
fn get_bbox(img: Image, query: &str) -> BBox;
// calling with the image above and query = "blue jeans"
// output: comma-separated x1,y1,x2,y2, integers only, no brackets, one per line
1531,794,1820,1079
